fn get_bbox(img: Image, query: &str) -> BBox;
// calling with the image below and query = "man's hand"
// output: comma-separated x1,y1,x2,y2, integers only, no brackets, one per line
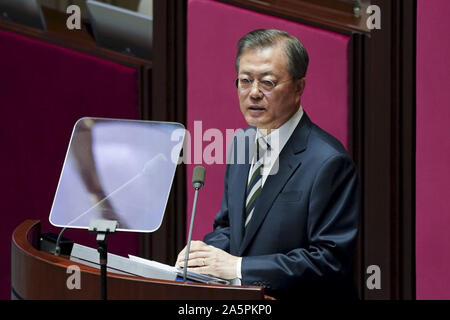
175,241,239,280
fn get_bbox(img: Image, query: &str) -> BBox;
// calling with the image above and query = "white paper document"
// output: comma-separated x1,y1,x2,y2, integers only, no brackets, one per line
128,254,178,273
128,254,231,285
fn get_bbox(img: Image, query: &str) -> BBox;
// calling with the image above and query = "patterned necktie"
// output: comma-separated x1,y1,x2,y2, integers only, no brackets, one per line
244,138,268,228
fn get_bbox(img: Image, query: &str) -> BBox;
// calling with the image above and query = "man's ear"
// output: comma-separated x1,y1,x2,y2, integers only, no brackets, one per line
295,77,306,96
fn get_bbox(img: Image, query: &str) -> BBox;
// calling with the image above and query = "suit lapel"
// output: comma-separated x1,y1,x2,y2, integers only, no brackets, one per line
230,163,249,249
238,113,312,256
229,128,256,251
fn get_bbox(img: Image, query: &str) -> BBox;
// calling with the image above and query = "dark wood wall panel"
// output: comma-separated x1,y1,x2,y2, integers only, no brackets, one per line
348,33,365,299
358,0,416,299
219,0,371,34
143,0,187,265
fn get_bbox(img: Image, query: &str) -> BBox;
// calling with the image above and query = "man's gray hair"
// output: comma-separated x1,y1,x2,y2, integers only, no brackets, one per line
235,29,309,80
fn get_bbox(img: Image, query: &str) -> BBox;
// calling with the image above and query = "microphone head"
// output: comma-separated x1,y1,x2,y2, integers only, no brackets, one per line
192,166,206,189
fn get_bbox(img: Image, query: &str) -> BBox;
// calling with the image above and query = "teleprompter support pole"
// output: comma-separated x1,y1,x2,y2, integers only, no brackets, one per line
89,220,118,300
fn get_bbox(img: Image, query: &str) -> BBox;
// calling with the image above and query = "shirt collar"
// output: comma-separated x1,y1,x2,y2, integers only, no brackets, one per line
255,105,304,154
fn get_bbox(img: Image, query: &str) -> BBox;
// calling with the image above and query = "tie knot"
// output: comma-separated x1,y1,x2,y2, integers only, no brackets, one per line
258,136,268,149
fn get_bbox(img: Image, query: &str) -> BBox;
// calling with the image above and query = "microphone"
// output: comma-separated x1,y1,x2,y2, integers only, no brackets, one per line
183,166,206,282
192,165,206,189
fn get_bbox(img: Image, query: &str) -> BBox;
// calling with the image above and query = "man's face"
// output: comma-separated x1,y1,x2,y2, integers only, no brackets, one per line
237,44,305,132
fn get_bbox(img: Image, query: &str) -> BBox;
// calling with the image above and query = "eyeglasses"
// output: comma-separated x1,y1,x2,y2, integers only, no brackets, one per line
234,77,291,94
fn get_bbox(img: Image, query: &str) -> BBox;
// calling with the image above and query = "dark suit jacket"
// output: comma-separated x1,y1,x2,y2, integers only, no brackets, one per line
204,112,360,300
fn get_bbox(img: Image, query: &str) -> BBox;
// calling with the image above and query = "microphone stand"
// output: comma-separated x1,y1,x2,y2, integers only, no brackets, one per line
182,166,205,282
183,185,200,282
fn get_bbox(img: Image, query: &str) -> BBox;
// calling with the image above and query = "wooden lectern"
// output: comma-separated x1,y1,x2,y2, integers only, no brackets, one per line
11,220,265,300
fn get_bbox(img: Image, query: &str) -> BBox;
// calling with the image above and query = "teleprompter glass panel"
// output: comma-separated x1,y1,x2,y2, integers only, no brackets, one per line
49,118,185,233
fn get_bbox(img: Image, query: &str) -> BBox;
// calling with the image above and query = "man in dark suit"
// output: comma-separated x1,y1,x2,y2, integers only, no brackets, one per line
176,29,360,299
